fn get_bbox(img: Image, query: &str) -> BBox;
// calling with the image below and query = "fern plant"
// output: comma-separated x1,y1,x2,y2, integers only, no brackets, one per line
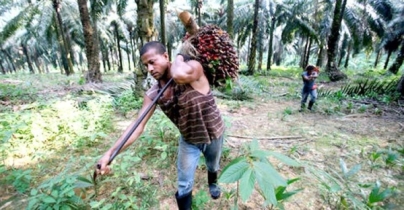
218,139,301,208
319,78,399,99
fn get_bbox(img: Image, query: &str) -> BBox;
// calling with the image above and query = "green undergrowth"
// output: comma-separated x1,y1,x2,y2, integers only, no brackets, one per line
0,68,402,209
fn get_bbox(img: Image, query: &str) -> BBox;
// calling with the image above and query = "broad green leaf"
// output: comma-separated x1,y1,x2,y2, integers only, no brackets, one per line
329,183,342,193
267,151,300,166
368,183,393,204
219,158,249,183
277,189,303,201
275,186,286,198
253,161,287,187
255,170,277,205
75,181,93,189
250,150,269,160
60,205,71,210
346,192,367,209
377,189,394,201
51,190,58,198
287,178,300,185
42,196,56,203
27,198,39,209
239,167,255,202
345,164,361,178
161,151,167,160
249,139,260,151
30,189,38,196
76,176,93,184
90,199,106,208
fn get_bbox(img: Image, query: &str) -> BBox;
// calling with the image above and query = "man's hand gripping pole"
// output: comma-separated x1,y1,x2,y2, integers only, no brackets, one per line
92,78,174,184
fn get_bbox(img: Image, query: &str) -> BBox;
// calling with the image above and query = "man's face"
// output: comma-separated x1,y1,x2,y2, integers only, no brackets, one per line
141,48,169,80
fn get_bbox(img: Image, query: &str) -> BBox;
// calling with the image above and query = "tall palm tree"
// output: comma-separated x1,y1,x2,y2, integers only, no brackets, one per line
134,0,155,88
386,1,404,74
77,0,102,83
0,0,80,75
227,0,234,39
53,0,75,75
247,0,260,75
159,0,166,46
326,0,348,81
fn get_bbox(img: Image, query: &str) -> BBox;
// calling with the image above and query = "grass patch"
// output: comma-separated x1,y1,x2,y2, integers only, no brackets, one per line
0,67,402,209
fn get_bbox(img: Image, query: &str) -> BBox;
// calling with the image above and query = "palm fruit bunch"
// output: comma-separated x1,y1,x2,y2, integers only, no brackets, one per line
179,12,239,87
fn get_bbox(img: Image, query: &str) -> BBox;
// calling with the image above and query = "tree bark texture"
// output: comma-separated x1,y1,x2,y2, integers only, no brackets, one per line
344,41,352,68
227,0,234,39
266,17,275,71
2,49,17,72
384,49,392,70
21,44,35,74
77,0,102,83
126,43,131,71
0,61,6,74
129,29,137,70
247,0,260,75
388,40,404,74
374,49,381,68
159,0,166,46
326,0,347,81
397,74,404,96
53,0,74,75
135,0,155,89
112,21,123,73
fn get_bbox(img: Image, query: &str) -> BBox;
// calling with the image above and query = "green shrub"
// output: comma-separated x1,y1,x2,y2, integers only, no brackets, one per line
113,89,143,114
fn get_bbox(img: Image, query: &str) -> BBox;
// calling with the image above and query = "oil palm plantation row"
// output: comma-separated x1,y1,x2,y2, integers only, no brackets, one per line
0,0,403,94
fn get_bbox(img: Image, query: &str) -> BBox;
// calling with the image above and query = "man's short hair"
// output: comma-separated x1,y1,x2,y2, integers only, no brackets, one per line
140,41,166,56
305,65,316,71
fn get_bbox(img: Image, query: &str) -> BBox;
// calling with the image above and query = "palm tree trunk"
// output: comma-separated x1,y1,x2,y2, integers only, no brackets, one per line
78,0,102,83
0,61,6,74
135,0,154,89
64,25,76,66
301,36,311,68
305,38,312,68
227,0,234,39
159,0,166,46
266,17,275,71
21,44,35,74
167,39,172,61
388,40,404,74
197,0,202,26
127,43,131,71
374,49,381,68
258,40,263,71
130,30,137,70
384,49,393,70
53,0,74,75
34,56,43,74
247,0,260,75
326,0,348,81
344,41,352,68
105,46,111,72
113,22,124,73
316,45,325,67
2,49,16,73
397,74,404,97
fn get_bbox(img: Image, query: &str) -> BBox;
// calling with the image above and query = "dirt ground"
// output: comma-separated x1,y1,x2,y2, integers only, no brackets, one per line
1,75,403,209
137,95,404,210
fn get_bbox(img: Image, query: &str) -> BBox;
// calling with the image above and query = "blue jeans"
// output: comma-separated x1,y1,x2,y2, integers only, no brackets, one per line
177,135,224,196
301,88,317,105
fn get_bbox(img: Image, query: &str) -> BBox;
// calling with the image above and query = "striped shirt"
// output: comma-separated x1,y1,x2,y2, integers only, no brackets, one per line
146,81,224,144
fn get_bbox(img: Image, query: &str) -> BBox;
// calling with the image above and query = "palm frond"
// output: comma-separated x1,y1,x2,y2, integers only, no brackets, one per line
0,5,38,43
368,0,394,21
320,78,400,98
